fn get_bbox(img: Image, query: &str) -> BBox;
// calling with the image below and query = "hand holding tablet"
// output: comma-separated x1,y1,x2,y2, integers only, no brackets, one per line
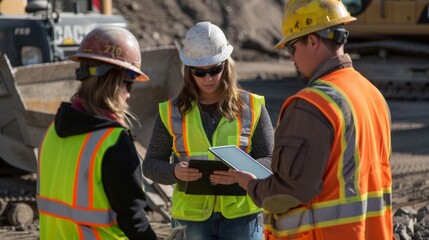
209,145,272,179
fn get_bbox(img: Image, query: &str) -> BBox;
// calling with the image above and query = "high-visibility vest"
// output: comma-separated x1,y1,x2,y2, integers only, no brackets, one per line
159,92,265,221
37,124,127,239
265,68,392,239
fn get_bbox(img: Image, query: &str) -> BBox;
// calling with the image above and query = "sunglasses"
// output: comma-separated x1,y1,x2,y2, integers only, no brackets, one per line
123,79,135,92
285,35,306,56
190,62,225,78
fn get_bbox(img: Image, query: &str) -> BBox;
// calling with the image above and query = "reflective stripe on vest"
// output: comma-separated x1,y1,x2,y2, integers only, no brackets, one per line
167,92,257,158
311,81,359,199
80,225,99,239
271,76,392,236
37,128,117,227
264,190,391,234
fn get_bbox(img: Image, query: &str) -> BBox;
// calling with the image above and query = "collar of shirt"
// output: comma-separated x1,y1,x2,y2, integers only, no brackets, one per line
308,54,353,85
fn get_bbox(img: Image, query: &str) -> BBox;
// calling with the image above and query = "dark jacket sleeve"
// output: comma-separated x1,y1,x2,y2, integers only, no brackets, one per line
248,99,334,213
102,130,157,240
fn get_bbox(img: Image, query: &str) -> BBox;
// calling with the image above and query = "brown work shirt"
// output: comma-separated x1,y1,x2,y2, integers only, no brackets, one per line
247,54,353,213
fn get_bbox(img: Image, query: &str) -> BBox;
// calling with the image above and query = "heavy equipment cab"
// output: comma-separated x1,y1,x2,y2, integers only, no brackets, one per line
0,0,127,67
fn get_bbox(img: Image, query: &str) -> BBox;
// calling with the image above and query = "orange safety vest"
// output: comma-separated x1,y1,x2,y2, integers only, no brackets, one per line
265,68,392,239
37,124,126,239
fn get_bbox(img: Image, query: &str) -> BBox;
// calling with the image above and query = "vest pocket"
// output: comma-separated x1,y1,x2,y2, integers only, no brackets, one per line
273,137,307,179
171,190,214,221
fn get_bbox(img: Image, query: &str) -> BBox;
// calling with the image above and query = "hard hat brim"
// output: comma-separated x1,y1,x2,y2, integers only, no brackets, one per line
69,54,149,82
179,45,233,67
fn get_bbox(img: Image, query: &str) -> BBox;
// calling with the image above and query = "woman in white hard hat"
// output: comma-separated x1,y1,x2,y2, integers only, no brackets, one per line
143,21,274,240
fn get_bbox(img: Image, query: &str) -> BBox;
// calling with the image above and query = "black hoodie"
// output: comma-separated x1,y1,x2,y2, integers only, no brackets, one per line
52,102,156,239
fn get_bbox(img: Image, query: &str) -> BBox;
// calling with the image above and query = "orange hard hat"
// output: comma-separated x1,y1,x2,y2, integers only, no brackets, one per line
69,25,149,81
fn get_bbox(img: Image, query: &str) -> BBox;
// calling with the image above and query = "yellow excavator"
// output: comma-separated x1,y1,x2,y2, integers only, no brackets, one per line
343,0,429,99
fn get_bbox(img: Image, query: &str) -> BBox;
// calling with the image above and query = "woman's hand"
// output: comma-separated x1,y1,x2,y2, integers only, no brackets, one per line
210,170,236,185
174,161,202,181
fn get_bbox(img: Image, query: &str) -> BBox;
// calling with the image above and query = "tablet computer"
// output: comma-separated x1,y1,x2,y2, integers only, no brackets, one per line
209,145,272,179
184,159,246,196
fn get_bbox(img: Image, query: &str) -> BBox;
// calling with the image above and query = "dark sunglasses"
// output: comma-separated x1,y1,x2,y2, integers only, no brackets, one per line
285,35,306,56
190,62,225,78
123,79,135,92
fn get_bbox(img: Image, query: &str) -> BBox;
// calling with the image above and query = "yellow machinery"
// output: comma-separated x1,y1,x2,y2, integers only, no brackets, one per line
343,0,429,99
344,0,429,37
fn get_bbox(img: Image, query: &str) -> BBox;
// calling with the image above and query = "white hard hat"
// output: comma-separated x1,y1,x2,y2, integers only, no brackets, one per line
180,21,233,66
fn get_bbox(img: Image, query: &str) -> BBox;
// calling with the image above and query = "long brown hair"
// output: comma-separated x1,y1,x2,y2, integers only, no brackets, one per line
72,60,136,128
174,57,245,120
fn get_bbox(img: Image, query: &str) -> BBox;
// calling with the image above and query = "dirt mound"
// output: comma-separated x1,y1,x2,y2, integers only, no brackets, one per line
113,0,288,61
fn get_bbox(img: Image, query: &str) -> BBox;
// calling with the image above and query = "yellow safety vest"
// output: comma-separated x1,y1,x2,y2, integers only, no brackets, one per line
159,92,265,221
37,124,128,239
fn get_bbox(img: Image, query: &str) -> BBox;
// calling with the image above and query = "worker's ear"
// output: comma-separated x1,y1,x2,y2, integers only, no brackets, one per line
308,34,320,48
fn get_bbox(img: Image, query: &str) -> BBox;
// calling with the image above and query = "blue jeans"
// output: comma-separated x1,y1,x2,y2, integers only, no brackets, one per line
171,212,263,240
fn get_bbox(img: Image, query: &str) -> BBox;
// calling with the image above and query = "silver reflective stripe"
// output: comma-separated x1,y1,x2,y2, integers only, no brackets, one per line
239,93,252,147
384,191,392,207
76,129,109,207
170,102,186,156
269,193,391,231
37,128,117,226
37,197,116,225
178,155,208,161
79,225,97,240
170,93,255,156
313,82,358,198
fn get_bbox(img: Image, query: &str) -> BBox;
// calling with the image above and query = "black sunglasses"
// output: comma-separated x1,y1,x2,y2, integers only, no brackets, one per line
190,62,225,78
285,35,306,56
123,79,135,92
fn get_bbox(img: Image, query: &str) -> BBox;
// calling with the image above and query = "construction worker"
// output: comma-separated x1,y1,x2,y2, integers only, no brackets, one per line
143,21,274,240
231,0,393,239
37,26,157,239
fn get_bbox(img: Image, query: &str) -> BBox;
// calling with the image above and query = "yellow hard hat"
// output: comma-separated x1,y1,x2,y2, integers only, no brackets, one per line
274,0,356,49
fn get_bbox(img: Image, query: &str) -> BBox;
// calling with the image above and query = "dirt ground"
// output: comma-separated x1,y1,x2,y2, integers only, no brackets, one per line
113,0,288,62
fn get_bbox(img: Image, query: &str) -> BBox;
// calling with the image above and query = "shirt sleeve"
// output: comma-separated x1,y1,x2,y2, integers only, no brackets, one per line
249,105,274,169
247,98,334,213
102,130,157,240
142,114,177,185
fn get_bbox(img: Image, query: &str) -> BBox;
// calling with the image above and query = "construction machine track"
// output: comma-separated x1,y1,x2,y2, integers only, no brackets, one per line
346,40,429,100
0,178,39,239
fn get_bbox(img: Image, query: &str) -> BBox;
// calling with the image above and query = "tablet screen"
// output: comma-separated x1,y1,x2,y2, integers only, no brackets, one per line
209,145,272,179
